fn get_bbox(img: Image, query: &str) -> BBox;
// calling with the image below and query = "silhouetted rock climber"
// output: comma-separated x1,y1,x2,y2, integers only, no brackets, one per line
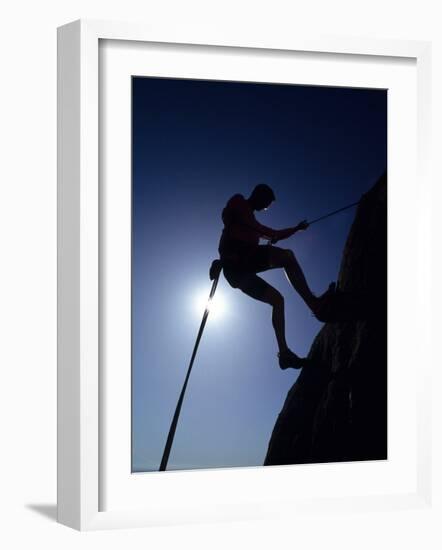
217,183,334,370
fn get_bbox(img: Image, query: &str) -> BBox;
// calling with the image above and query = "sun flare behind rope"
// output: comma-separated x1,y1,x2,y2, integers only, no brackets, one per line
194,290,226,320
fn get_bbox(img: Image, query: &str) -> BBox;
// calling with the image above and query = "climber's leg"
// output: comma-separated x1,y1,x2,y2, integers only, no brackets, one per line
239,275,287,351
263,246,319,310
263,246,335,318
237,274,304,369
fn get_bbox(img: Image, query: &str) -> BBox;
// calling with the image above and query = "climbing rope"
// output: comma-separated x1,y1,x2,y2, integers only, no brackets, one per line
159,265,221,472
308,200,360,226
158,199,360,471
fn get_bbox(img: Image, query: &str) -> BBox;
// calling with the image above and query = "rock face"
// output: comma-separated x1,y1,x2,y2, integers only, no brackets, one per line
264,173,387,465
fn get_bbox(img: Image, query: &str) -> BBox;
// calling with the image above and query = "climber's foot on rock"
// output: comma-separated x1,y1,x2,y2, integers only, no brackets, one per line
278,349,306,370
313,282,337,322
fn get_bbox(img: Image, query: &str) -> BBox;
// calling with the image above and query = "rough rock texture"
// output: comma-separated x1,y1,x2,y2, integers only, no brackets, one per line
264,173,387,465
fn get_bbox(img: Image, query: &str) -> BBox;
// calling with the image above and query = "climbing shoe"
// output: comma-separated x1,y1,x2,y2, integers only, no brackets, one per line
313,282,337,322
278,349,306,370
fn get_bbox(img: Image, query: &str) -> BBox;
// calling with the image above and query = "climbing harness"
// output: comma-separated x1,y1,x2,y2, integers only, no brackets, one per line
158,199,359,471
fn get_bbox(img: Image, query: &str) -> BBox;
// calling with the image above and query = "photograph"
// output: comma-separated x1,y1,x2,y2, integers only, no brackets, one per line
131,75,387,473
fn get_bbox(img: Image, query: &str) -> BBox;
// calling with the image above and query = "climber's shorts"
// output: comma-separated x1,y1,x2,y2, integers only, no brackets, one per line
222,244,275,296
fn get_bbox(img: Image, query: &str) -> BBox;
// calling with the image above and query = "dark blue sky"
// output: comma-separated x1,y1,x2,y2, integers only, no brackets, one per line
131,76,386,472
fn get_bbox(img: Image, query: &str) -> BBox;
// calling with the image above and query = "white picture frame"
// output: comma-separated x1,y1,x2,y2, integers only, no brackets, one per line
57,19,432,531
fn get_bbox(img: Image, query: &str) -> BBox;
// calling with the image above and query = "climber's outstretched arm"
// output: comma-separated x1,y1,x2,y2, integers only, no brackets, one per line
237,202,307,241
271,220,309,243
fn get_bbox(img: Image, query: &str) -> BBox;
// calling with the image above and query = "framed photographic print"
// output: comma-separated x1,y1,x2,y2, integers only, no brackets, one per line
130,75,388,474
57,19,432,530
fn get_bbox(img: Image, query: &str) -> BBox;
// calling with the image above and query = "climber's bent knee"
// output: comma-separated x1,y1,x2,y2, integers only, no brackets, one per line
283,248,295,261
235,274,283,307
269,246,296,268
262,287,284,308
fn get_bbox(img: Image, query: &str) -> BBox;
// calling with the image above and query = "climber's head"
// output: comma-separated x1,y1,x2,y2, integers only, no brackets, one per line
249,183,276,211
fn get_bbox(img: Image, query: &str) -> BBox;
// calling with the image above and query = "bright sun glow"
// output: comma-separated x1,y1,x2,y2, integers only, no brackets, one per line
194,290,226,320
